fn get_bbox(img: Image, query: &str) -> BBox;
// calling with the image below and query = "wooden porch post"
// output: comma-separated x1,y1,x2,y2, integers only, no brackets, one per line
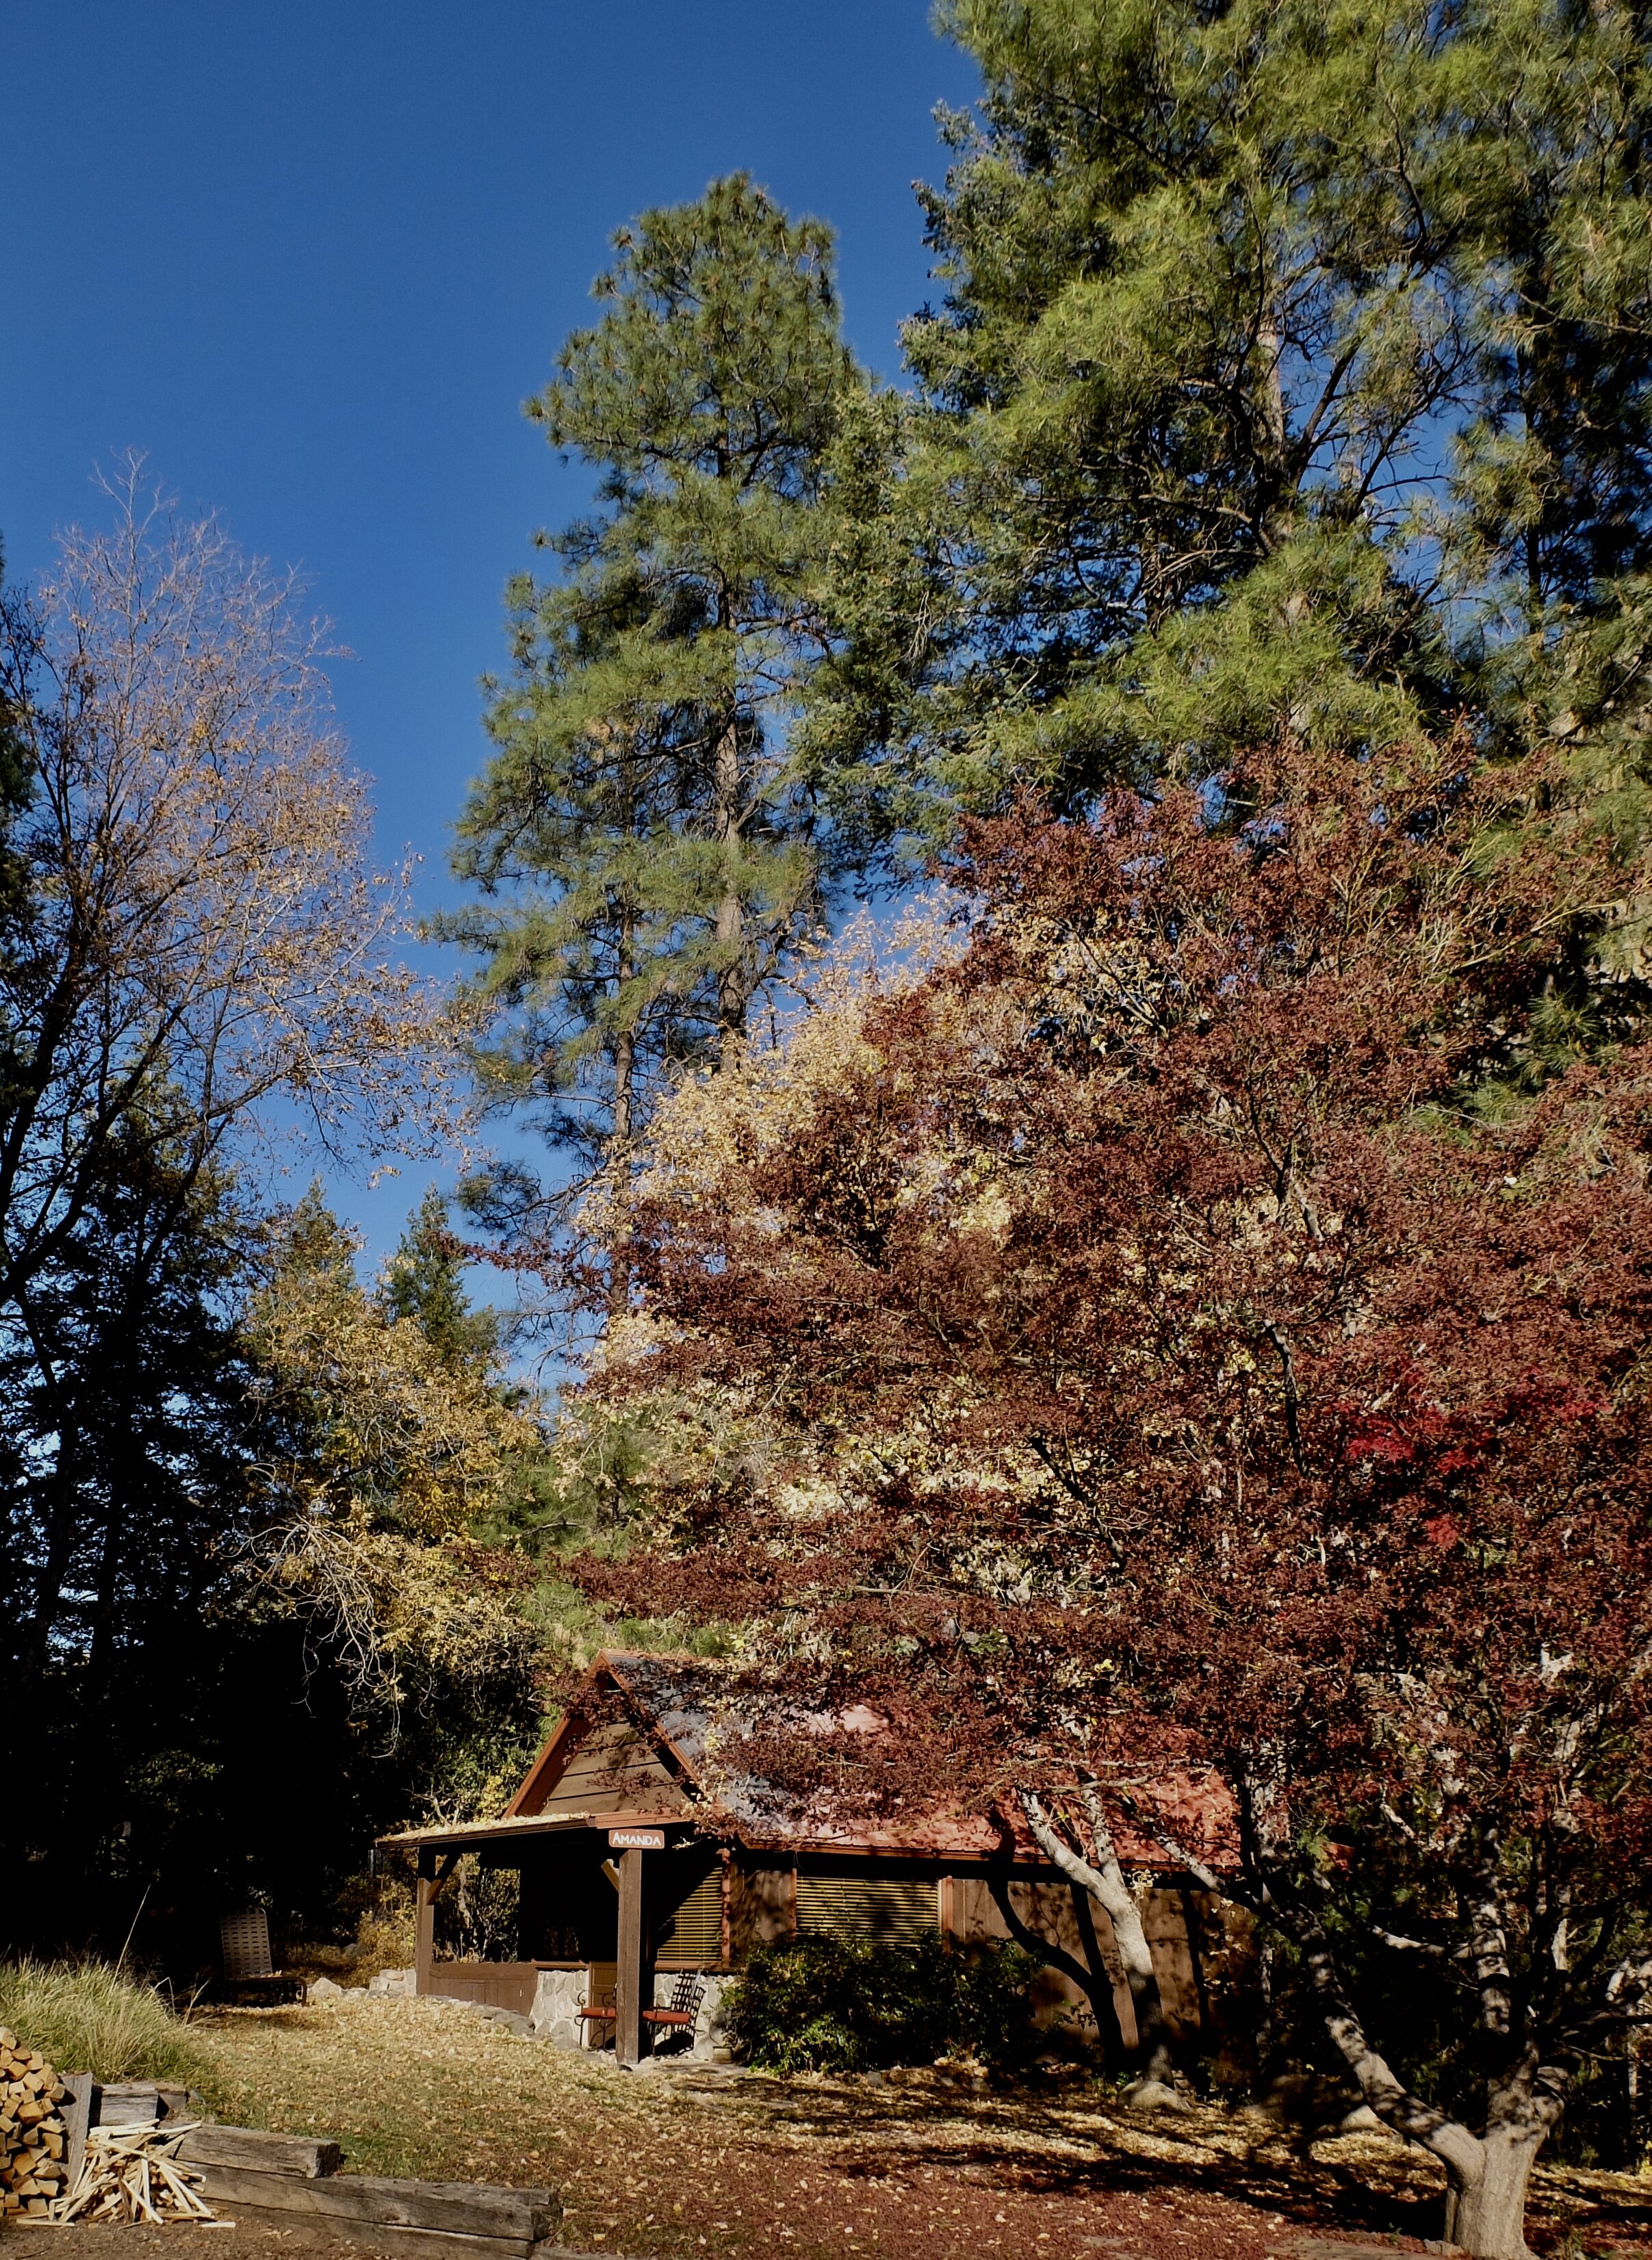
615,1848,647,2067
415,1849,459,1999
415,1849,437,1997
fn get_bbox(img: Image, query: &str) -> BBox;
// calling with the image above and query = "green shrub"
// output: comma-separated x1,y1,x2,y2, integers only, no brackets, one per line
0,1960,212,2088
725,1931,1042,2075
953,1937,1048,2068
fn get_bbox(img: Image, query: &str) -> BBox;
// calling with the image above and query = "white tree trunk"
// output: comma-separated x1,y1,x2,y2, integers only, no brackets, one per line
1312,1945,1553,2260
1083,1794,1560,2259
1444,2124,1542,2260
1019,1790,1174,2082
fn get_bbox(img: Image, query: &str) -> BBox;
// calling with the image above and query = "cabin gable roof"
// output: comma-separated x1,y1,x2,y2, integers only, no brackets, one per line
506,1654,706,1821
495,1652,1236,1873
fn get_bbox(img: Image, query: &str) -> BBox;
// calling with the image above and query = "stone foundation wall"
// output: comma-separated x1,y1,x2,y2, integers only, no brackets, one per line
661,1970,736,2062
528,1968,591,2050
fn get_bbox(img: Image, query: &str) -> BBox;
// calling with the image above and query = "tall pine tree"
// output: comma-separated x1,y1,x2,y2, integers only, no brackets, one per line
825,0,1652,851
0,1119,257,1949
448,176,866,1307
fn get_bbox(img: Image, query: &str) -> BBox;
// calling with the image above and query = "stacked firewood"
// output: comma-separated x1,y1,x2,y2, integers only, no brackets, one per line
0,2029,69,2218
53,2122,215,2226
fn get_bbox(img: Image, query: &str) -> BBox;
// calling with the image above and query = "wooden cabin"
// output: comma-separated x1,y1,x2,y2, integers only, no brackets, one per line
378,1652,1235,2065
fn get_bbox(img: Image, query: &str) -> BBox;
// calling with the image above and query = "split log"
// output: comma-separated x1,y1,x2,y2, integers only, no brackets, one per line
94,2089,164,2130
57,2072,97,2192
97,2080,190,2127
52,2122,215,2225
0,2025,70,2218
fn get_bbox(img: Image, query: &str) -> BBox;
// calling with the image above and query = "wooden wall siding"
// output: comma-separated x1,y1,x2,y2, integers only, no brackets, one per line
1140,1890,1204,2038
954,1875,1134,2041
727,1865,796,1957
1176,1892,1256,2072
528,1722,687,1817
957,1878,1219,2046
423,1961,540,2017
953,1875,1100,1958
1141,1888,1250,2051
795,1874,939,1943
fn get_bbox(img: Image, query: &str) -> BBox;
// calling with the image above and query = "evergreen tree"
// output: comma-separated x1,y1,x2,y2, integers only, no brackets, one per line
0,1164,545,1961
242,1187,544,1812
831,0,1652,848
0,1122,257,1947
446,175,866,1302
379,1186,499,1372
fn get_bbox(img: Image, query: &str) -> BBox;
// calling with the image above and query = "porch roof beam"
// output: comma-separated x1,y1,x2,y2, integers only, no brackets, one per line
378,1810,695,1853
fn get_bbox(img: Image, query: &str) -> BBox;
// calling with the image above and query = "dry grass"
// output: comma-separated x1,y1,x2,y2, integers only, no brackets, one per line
0,1960,213,2090
192,1996,1652,2260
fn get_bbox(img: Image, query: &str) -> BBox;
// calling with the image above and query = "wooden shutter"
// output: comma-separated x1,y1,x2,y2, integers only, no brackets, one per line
654,1859,723,1962
795,1875,938,1942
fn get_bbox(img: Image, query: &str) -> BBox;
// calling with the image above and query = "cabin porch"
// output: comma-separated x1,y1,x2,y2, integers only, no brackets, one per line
392,1812,1212,2067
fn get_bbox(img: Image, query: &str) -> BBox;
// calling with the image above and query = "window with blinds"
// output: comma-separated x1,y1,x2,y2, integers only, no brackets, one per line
795,1874,939,1942
655,1860,723,1962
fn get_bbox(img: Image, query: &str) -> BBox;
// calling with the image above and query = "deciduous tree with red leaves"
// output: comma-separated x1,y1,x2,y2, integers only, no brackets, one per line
574,738,1652,2259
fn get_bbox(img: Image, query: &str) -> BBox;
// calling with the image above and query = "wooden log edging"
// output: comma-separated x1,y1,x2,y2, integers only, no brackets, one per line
175,2127,573,2260
180,2126,341,2177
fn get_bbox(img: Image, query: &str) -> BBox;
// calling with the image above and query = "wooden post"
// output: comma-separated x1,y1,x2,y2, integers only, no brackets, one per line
59,2073,97,2194
415,1849,437,1997
615,1848,646,2067
414,1849,460,1998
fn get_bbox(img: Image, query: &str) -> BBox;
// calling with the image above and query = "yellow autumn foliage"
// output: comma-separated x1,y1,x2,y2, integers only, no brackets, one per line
560,901,1060,1595
247,1194,540,1706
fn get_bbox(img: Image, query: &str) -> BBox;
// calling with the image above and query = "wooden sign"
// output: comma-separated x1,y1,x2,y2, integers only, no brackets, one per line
608,1827,665,1851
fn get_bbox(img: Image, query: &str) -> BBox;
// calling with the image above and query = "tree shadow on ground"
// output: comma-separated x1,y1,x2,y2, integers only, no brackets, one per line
732,2077,1652,2253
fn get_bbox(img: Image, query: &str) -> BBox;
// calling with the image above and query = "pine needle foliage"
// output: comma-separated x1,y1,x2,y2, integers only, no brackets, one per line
448,176,868,1308
829,0,1652,849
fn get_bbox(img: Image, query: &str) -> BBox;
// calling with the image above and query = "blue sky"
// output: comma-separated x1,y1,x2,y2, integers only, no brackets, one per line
0,1,979,1261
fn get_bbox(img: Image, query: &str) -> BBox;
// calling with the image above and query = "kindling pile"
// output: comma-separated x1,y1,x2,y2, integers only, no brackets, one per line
52,2122,215,2226
0,2029,68,2218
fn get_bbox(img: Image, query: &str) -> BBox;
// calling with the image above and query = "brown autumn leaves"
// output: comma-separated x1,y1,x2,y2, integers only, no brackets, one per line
18,464,1652,2249
570,737,1652,2242
0,470,447,1283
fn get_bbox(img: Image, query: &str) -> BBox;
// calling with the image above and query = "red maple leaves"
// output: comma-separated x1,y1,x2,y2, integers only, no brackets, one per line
573,737,1652,2183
